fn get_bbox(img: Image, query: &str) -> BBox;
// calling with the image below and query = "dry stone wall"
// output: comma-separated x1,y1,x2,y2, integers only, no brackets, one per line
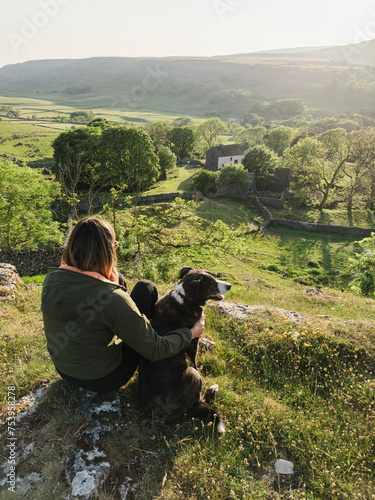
256,191,288,210
76,192,204,212
270,218,375,238
255,196,375,238
0,248,62,276
210,183,250,201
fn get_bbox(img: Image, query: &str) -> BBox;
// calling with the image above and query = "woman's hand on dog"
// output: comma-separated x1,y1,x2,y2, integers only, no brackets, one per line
191,314,206,339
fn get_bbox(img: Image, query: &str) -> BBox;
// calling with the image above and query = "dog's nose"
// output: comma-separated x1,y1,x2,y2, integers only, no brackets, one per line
218,280,231,294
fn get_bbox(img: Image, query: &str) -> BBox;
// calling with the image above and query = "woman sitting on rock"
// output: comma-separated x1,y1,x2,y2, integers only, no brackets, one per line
41,216,205,393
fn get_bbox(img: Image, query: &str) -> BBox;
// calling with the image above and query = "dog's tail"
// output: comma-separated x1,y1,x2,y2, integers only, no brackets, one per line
187,402,226,433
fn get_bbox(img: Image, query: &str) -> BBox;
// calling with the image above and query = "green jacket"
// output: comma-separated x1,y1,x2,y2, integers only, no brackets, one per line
41,268,192,380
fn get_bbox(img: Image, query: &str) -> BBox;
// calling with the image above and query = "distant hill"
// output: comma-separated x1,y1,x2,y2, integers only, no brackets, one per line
0,39,375,119
231,40,375,63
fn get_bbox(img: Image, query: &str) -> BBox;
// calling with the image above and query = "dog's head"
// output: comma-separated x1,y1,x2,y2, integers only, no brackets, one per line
171,267,231,306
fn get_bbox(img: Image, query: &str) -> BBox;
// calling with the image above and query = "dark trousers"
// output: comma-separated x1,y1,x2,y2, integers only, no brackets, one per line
56,279,159,393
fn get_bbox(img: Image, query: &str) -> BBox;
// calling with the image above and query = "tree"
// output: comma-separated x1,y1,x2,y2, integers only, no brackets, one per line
250,98,306,121
241,112,265,127
103,188,127,233
173,116,193,127
233,126,266,146
283,137,324,204
243,145,280,191
265,126,295,156
196,118,228,151
284,130,350,208
156,146,177,180
69,110,95,123
342,130,370,212
99,125,160,192
88,118,111,130
346,128,375,209
316,128,349,209
122,197,245,270
0,106,20,118
144,121,173,149
169,127,195,160
52,126,101,187
52,126,101,215
0,163,62,250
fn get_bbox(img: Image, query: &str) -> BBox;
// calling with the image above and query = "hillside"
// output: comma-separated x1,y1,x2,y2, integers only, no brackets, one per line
1,40,375,118
1,195,374,498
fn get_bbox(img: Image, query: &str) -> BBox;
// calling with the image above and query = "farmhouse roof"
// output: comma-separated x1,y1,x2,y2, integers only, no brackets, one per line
208,142,249,156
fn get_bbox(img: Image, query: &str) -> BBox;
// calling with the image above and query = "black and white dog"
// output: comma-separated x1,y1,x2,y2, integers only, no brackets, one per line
138,267,231,432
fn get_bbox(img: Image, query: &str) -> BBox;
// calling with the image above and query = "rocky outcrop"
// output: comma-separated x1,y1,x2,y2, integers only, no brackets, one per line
0,263,26,300
0,381,140,499
210,300,306,322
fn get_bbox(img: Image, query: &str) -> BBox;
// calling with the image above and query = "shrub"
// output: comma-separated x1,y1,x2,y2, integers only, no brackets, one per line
350,233,375,297
191,170,218,192
217,164,252,189
350,249,375,297
0,162,63,250
243,144,280,191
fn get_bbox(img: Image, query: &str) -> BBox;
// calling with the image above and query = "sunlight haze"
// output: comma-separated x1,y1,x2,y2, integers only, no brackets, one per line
1,0,375,67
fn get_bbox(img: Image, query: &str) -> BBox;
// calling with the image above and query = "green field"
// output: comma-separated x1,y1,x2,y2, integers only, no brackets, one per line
0,120,60,164
0,95,208,130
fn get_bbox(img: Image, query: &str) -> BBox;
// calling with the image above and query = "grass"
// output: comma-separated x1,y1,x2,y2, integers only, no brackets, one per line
1,200,374,498
143,164,203,195
271,203,375,229
0,289,57,403
0,120,60,165
0,283,374,499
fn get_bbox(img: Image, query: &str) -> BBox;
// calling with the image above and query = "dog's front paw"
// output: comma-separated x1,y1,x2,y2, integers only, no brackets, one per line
216,419,226,433
203,384,219,403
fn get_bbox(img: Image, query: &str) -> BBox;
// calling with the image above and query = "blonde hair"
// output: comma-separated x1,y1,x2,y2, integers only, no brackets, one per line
61,217,118,282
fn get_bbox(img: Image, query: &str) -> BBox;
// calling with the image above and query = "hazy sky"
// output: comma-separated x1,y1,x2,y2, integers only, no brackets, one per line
1,0,375,68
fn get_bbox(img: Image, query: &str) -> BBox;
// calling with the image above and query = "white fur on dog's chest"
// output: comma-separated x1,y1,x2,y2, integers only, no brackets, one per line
171,283,186,304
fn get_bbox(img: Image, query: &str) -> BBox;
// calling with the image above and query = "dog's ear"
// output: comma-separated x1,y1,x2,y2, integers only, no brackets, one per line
185,278,202,298
178,267,193,279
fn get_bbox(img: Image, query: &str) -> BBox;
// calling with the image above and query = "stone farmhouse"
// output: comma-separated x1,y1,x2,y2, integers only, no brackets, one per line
205,141,291,193
205,142,249,171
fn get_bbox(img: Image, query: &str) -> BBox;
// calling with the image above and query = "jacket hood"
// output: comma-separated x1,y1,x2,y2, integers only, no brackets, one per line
41,268,120,321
